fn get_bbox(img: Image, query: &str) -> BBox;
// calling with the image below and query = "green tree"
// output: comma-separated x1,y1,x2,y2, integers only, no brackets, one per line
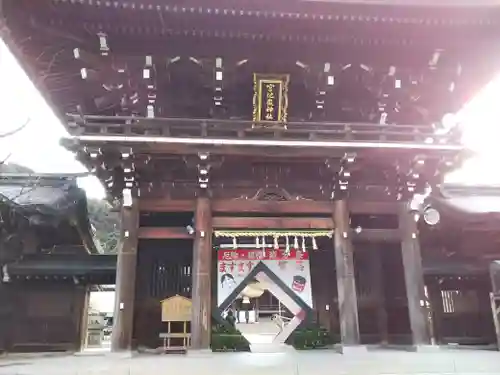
87,199,120,254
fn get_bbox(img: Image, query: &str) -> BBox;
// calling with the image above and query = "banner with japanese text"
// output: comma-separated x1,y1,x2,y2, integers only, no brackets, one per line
217,248,313,308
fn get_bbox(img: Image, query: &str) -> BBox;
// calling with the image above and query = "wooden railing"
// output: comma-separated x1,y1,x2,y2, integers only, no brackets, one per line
67,114,460,146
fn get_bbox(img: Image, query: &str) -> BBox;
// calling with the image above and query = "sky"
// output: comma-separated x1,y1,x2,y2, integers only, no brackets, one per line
0,41,105,198
0,39,499,198
89,291,115,314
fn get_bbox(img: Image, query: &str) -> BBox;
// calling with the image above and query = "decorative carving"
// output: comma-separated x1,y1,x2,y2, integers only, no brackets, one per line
254,188,291,201
259,192,288,201
225,187,313,202
325,153,356,200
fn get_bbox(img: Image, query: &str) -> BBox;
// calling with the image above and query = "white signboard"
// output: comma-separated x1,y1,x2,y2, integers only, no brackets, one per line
217,249,313,308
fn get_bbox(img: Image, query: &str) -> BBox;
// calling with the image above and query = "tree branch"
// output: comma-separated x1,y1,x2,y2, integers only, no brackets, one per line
0,152,12,165
0,118,30,138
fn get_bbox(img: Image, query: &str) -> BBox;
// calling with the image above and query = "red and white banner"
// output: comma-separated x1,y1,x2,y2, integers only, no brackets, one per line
217,249,313,308
218,249,309,261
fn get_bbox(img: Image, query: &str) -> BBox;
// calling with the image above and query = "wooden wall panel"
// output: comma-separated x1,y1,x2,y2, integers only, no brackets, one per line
4,283,86,352
309,247,337,340
138,227,192,239
133,241,193,349
352,229,401,242
140,200,195,212
213,200,332,214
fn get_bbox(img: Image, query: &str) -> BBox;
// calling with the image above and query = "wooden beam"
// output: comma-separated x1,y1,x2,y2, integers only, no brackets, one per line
139,199,195,212
138,226,398,240
140,198,398,215
212,217,333,229
138,227,192,239
352,229,400,242
349,201,399,215
213,200,332,214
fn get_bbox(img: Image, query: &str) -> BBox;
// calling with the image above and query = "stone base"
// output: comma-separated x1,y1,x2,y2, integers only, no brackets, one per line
374,343,420,352
187,349,213,357
412,345,441,353
334,344,368,355
365,343,442,353
74,351,109,357
106,350,136,358
442,343,497,351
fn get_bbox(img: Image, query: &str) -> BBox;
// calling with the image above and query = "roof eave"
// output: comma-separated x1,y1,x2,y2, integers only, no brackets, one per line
0,3,68,131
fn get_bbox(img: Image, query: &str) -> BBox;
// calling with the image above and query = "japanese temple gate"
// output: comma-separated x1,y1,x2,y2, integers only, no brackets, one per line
111,197,433,350
2,0,500,353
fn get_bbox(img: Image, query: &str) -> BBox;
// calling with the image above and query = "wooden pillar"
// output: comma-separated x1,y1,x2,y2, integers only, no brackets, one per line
78,286,91,351
371,247,388,344
111,197,139,352
398,204,430,346
333,199,360,346
190,197,212,349
427,278,444,345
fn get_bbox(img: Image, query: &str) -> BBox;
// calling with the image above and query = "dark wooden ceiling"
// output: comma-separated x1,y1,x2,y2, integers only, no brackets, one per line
2,0,500,128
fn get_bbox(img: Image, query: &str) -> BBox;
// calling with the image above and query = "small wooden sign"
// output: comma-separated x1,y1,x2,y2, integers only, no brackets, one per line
253,73,289,125
161,295,192,322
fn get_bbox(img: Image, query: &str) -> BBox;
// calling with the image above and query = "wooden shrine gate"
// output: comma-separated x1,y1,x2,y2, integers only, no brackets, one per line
115,193,500,351
129,195,433,350
7,0,500,354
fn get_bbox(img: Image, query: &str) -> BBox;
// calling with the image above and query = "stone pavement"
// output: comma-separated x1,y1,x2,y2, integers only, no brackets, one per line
0,347,499,375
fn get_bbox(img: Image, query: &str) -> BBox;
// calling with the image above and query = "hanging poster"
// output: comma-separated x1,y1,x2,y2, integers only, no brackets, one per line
217,251,259,307
217,249,313,308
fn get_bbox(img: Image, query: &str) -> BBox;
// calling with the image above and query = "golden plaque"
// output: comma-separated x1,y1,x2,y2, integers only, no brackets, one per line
161,295,192,322
252,73,290,125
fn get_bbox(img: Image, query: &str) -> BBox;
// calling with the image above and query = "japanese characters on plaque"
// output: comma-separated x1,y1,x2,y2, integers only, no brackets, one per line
263,82,279,121
252,73,289,124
